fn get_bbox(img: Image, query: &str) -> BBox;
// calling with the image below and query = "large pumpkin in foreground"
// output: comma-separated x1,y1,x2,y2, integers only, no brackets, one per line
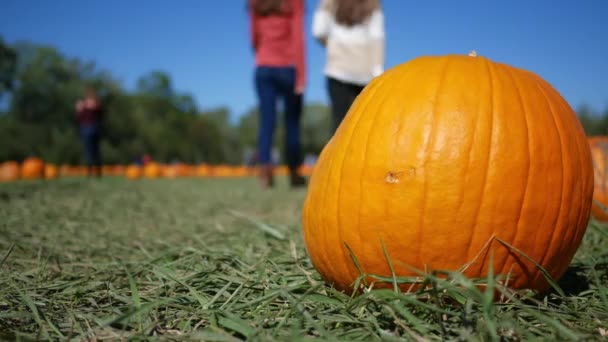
588,136,608,222
302,53,593,294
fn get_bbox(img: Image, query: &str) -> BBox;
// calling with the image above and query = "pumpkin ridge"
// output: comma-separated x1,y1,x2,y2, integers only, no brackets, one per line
381,63,423,280
417,57,451,269
455,57,487,266
352,72,405,285
325,78,386,288
532,82,584,283
551,96,586,277
302,141,330,281
554,88,592,278
565,98,593,278
465,57,496,266
337,77,390,287
531,78,567,287
517,74,562,281
314,140,340,286
495,64,533,278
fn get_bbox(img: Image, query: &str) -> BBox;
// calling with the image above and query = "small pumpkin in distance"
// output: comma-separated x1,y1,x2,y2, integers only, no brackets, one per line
125,165,142,180
21,157,45,180
112,165,126,176
588,136,608,222
0,161,20,182
44,164,59,180
302,53,593,294
195,164,211,177
143,162,161,179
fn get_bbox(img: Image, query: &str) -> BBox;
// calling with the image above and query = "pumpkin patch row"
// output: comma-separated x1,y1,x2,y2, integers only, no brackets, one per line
0,160,314,182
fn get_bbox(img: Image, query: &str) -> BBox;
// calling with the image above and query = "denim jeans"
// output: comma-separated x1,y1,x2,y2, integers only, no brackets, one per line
255,66,302,169
327,77,365,133
80,124,102,168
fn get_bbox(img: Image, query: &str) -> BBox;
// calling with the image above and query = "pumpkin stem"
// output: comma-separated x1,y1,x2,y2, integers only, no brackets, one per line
468,50,478,57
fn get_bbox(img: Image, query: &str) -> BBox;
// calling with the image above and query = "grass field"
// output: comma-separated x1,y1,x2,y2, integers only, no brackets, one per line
1,178,607,341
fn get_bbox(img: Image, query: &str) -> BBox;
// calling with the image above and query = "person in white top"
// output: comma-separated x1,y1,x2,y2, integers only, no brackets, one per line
312,0,385,133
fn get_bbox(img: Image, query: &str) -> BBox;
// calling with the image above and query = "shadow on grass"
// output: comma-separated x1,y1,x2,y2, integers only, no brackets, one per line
542,257,608,301
555,264,591,296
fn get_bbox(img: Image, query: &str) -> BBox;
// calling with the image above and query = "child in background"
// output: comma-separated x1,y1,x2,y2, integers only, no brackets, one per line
75,87,104,177
249,0,307,189
313,0,385,133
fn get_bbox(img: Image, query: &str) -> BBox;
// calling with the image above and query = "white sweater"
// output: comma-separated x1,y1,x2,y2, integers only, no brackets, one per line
312,3,385,86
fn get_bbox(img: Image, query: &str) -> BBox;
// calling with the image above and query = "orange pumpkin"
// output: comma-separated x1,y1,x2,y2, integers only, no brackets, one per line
298,164,314,177
213,165,232,177
0,161,20,182
234,165,250,177
113,165,126,176
21,157,44,180
102,165,113,176
143,162,161,179
44,164,59,180
195,164,211,177
302,53,593,294
588,136,608,222
125,165,142,180
275,165,289,176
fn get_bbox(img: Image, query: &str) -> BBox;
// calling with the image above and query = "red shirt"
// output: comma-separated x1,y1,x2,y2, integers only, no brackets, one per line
249,0,306,90
76,102,103,126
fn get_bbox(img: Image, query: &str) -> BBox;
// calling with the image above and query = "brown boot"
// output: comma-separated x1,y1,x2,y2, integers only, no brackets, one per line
289,168,306,188
259,165,274,188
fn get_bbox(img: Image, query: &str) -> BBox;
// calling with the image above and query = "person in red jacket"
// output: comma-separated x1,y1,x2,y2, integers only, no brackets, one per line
75,87,104,177
249,0,306,188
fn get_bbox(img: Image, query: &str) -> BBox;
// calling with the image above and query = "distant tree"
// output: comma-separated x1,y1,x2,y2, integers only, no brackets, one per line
0,37,17,99
0,40,352,165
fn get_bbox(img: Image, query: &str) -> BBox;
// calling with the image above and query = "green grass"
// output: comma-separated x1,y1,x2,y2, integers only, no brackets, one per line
0,178,607,341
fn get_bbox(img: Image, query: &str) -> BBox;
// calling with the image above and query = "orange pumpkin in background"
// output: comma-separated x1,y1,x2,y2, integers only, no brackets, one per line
302,53,593,294
162,164,178,179
234,165,249,177
162,163,191,178
21,158,45,180
59,164,71,177
0,161,20,182
298,164,314,177
143,162,161,179
44,164,59,180
112,165,126,176
125,165,142,180
588,136,608,222
275,165,289,176
102,165,113,176
213,165,232,178
195,164,211,177
247,166,258,177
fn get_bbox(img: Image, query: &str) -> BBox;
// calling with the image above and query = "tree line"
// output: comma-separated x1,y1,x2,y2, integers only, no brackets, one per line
0,38,332,165
0,37,606,165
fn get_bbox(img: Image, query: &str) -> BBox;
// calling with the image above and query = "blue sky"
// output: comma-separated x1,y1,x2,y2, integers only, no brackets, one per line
1,0,607,119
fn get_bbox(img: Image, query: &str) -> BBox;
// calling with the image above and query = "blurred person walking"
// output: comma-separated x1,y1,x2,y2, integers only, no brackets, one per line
313,0,385,133
248,0,307,188
75,87,104,177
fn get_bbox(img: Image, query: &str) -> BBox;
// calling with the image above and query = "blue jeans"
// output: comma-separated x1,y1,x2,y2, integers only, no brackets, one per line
80,124,102,168
255,66,302,169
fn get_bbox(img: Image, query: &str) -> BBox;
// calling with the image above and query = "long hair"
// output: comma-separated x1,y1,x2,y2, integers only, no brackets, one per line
251,0,290,16
333,0,380,26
